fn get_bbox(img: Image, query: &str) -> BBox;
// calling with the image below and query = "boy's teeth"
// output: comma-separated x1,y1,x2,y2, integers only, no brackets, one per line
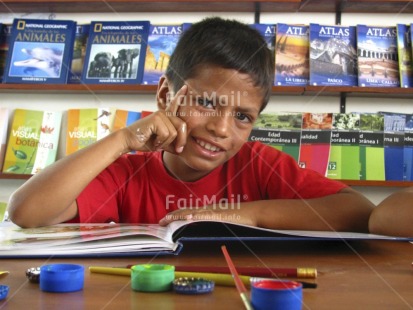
196,139,221,152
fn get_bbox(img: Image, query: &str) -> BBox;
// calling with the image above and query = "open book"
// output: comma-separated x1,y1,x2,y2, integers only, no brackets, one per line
0,220,411,258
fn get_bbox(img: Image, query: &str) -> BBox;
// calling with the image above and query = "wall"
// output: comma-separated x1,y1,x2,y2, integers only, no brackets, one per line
0,10,412,205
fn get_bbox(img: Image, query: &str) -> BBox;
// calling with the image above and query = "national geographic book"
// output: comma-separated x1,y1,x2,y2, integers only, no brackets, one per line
327,113,360,180
249,112,302,163
309,23,357,86
142,24,182,85
356,25,400,87
3,18,77,84
68,24,90,83
66,108,113,155
274,23,309,86
81,21,150,84
298,112,333,176
2,109,62,175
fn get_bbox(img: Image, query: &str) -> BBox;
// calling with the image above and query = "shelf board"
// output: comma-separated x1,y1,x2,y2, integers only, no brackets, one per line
0,0,301,13
2,84,413,98
0,173,411,187
0,0,411,13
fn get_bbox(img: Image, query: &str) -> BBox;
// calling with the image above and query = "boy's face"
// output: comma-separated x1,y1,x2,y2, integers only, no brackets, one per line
162,65,264,181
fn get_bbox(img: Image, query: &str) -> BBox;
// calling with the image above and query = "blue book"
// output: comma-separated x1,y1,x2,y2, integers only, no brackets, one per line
142,24,182,85
3,18,77,84
309,23,357,86
404,114,413,181
356,25,400,87
251,23,276,80
81,21,150,84
68,24,90,84
381,112,406,181
396,24,413,88
274,23,309,86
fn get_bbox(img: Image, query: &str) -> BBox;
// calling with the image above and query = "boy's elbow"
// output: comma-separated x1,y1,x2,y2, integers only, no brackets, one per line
7,192,36,228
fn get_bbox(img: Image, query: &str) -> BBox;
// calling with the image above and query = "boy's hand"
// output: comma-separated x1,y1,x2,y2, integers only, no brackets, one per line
121,85,188,154
158,206,257,227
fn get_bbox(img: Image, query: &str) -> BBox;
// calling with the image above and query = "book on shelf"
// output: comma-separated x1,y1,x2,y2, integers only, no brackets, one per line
358,112,385,181
298,112,333,176
381,112,406,181
142,24,182,85
249,112,302,163
81,20,150,84
251,23,276,81
2,109,62,175
403,114,413,181
0,24,12,82
309,23,357,86
112,109,141,132
274,23,309,86
396,24,413,88
3,18,77,84
68,24,90,84
0,219,411,258
66,108,114,156
356,25,400,88
327,113,360,180
0,202,6,222
0,108,8,172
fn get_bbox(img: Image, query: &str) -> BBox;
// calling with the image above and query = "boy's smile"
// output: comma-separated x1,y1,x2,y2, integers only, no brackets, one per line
162,65,263,182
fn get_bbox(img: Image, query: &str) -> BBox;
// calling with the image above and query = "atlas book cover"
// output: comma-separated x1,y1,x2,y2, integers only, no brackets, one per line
0,24,12,82
81,21,150,84
142,24,182,85
396,24,413,88
2,109,62,175
309,23,357,86
3,18,77,84
298,112,333,176
381,112,405,181
249,112,302,162
274,23,309,86
327,113,360,180
358,113,385,180
356,25,400,87
112,109,141,132
68,24,90,84
66,108,113,155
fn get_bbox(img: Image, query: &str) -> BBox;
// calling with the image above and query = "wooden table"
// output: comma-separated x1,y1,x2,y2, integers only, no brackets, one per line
0,240,412,309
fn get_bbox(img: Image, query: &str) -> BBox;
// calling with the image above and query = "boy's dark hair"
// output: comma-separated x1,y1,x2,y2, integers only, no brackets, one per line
165,17,274,111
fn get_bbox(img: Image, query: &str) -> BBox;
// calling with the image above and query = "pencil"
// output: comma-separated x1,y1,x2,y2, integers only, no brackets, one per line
125,264,317,279
221,245,253,310
88,267,318,288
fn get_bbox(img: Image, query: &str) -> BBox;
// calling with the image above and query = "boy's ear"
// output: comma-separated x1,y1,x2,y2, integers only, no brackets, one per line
156,75,172,111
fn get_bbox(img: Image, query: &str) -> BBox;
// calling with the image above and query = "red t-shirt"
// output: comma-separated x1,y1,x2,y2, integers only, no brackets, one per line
76,142,347,223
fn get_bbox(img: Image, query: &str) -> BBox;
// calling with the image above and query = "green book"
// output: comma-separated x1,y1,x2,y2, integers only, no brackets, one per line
358,113,385,180
249,112,302,162
328,113,360,180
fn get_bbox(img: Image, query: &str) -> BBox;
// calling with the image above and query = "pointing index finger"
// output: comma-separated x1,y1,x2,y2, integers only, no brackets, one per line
166,84,188,116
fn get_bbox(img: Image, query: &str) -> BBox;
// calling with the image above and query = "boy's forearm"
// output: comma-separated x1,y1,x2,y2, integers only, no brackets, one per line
8,130,127,228
250,189,374,232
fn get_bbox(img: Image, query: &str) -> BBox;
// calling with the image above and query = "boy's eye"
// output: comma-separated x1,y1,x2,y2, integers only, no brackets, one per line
197,97,214,108
235,112,251,123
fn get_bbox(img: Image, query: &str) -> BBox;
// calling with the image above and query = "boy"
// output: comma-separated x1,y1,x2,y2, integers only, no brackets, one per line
8,17,374,231
369,187,413,237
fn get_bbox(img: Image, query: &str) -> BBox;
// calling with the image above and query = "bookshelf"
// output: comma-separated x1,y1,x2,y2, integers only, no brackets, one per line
0,0,413,189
